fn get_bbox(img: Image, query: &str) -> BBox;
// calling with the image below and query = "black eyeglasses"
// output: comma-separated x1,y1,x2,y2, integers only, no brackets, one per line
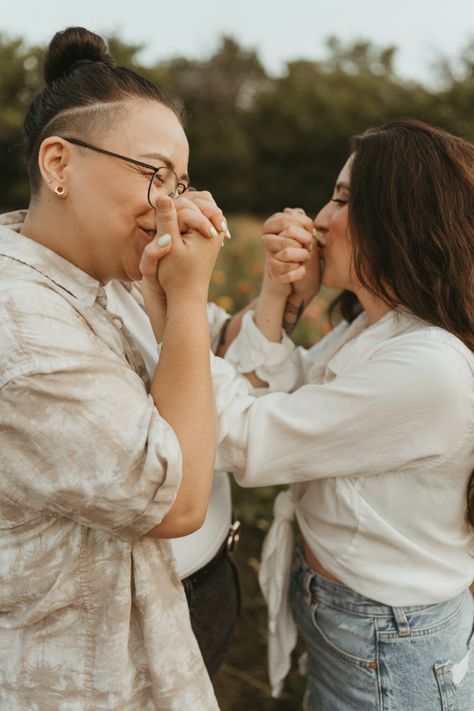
61,137,188,207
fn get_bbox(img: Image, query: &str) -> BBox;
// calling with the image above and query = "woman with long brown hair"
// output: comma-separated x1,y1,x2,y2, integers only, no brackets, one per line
217,119,474,709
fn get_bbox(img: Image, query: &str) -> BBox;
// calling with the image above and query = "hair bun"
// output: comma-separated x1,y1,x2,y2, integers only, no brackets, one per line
43,26,115,85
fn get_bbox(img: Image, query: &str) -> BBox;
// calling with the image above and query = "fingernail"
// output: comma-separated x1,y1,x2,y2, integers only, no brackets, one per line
158,233,171,247
210,226,218,238
225,229,231,240
220,219,227,232
312,228,319,238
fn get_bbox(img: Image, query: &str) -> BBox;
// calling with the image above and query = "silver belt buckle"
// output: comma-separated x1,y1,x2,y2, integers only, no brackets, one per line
226,520,241,555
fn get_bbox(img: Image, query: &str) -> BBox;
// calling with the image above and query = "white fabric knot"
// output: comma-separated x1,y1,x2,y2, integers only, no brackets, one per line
258,489,298,697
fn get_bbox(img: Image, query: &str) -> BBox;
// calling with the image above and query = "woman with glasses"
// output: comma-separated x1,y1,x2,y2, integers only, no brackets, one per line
216,119,474,709
0,26,241,710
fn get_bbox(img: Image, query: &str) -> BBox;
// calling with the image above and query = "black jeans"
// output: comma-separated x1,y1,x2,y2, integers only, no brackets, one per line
183,553,241,678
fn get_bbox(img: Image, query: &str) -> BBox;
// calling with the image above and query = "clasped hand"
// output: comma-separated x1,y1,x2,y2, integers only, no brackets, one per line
139,190,228,304
262,207,321,302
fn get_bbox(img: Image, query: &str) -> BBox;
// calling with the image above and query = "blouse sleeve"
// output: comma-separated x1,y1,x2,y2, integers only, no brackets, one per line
216,335,474,486
0,357,183,541
224,310,347,392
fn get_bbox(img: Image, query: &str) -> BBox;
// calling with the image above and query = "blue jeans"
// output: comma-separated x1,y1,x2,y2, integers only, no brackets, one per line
289,547,474,710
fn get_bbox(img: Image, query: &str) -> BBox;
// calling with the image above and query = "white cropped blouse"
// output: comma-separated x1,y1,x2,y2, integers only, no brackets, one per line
216,309,474,696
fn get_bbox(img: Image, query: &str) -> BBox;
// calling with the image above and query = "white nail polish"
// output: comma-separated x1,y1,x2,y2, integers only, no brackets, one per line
158,234,171,247
210,226,218,238
225,229,231,240
220,219,227,232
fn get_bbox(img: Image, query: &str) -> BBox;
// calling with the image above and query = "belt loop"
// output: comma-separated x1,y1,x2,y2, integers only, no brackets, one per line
392,607,411,637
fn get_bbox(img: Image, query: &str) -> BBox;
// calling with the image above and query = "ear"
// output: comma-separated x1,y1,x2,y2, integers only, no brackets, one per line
38,137,73,195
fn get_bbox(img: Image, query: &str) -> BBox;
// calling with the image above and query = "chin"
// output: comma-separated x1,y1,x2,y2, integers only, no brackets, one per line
123,265,142,282
321,270,346,290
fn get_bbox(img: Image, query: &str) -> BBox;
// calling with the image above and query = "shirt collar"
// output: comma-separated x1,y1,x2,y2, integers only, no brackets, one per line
326,309,419,377
0,210,102,307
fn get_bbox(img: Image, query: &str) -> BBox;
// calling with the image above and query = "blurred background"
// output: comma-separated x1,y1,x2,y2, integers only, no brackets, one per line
1,1,473,707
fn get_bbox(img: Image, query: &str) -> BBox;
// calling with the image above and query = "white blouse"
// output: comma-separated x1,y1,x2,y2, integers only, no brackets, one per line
216,309,474,696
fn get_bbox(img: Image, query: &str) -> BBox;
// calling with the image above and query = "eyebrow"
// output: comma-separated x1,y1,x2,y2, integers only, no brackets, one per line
335,181,350,191
140,152,189,183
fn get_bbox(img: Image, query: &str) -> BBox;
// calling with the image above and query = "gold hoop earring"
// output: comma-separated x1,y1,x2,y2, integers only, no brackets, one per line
54,185,66,197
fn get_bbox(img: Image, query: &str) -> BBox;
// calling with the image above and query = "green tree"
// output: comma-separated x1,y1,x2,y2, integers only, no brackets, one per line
0,34,42,209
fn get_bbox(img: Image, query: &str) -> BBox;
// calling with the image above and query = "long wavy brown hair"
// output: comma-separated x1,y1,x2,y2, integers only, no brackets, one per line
330,119,474,525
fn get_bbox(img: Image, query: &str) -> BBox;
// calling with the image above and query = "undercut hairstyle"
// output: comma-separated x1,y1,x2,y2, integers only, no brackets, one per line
23,26,182,194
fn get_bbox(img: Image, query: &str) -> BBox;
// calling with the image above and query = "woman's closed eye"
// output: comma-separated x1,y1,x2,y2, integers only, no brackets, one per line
331,198,348,206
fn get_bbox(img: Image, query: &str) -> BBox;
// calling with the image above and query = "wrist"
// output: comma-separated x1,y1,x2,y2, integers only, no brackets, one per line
288,286,318,305
165,294,208,317
259,282,289,305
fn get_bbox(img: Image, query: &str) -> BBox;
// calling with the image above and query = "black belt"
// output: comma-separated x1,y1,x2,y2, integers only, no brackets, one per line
182,520,241,588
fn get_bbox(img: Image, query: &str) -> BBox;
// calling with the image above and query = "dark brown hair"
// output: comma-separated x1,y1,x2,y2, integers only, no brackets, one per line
331,119,474,526
348,119,474,351
24,27,181,193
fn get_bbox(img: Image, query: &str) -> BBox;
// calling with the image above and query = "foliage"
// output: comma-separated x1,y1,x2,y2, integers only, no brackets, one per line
1,31,473,214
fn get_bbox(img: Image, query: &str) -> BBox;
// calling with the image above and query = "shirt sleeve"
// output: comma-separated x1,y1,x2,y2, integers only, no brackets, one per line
216,335,474,486
0,357,182,541
224,310,347,392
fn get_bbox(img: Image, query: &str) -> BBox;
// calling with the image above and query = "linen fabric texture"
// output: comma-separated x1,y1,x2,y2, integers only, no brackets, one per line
0,213,220,710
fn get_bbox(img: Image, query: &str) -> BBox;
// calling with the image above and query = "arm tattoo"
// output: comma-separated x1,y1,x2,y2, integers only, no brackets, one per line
282,299,305,335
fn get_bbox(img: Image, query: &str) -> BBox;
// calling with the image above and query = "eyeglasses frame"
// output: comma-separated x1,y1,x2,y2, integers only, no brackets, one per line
59,136,188,206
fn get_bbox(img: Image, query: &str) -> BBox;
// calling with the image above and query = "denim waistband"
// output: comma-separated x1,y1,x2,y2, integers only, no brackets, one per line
292,546,463,619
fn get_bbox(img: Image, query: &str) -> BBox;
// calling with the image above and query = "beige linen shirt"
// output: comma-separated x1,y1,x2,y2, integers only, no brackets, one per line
0,212,219,710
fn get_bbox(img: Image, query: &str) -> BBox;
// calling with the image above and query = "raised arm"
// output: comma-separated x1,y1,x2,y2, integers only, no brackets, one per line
141,196,224,538
218,208,321,360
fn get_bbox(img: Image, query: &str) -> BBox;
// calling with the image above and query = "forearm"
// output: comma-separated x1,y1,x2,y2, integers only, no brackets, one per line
148,300,216,537
141,284,167,342
254,289,287,342
282,292,308,336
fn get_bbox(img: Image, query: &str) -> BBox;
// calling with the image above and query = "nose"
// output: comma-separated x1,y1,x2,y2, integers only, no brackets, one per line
313,200,332,238
147,180,176,209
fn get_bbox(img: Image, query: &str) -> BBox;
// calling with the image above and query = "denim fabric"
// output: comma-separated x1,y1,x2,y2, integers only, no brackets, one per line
289,547,474,710
184,553,241,678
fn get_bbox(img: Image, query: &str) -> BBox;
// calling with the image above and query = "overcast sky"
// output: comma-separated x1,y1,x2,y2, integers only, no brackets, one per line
2,0,473,85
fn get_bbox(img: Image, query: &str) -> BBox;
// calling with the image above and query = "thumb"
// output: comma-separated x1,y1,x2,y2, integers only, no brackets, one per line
154,194,180,242
139,233,172,280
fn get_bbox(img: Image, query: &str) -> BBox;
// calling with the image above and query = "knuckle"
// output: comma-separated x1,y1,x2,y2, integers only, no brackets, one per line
198,190,213,202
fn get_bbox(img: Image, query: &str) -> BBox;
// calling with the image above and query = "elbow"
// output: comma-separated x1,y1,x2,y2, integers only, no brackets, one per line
171,508,207,537
146,506,207,539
